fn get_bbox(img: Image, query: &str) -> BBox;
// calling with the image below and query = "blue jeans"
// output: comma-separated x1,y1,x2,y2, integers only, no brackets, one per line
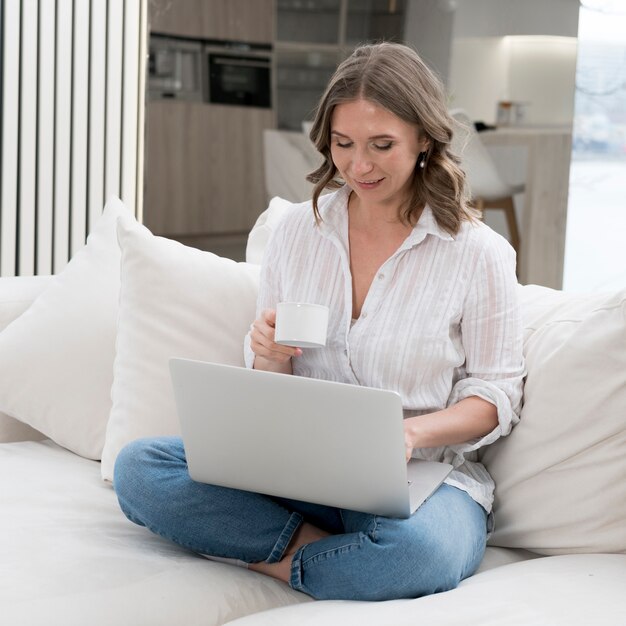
114,436,488,601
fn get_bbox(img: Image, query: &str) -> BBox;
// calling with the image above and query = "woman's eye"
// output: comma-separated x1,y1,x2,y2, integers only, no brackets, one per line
374,142,393,151
335,141,353,149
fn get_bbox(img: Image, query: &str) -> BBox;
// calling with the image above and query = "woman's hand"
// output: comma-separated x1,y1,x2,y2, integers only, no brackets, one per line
250,308,302,374
403,418,420,463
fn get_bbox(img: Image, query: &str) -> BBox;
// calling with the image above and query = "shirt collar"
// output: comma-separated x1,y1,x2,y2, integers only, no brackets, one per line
403,203,455,249
315,184,455,247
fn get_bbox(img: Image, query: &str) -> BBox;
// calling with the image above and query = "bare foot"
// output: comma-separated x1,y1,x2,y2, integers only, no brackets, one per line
249,521,331,583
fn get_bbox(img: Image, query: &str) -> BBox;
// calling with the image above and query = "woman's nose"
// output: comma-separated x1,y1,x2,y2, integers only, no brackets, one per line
351,149,374,175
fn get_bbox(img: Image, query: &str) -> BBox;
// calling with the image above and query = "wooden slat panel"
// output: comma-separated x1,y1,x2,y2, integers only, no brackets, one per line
70,0,90,256
0,0,20,277
121,0,141,215
36,0,56,275
105,0,124,199
88,0,107,233
18,0,38,276
53,0,73,273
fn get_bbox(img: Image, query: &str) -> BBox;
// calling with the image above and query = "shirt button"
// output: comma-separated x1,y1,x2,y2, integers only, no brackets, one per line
378,273,385,280
361,312,368,318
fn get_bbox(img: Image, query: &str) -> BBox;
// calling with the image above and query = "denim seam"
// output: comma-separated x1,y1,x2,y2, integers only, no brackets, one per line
370,516,380,542
290,537,364,592
300,540,362,567
290,544,305,590
266,511,303,564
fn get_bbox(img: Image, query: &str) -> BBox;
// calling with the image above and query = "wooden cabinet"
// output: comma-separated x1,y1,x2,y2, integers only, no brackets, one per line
143,0,407,253
150,0,275,44
144,101,273,236
144,0,276,247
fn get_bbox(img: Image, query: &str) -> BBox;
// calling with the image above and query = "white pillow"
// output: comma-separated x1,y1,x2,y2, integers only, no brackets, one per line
483,285,626,555
100,217,260,481
0,197,131,459
0,275,52,331
245,196,292,265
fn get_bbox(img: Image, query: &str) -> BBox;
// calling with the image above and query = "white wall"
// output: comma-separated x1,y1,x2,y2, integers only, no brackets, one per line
445,0,580,125
404,0,455,83
449,35,578,125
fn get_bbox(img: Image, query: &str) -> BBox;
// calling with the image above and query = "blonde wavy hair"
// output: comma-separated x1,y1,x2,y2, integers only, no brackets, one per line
307,42,477,234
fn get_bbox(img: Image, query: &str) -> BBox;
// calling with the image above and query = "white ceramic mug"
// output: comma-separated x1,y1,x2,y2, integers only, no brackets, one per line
275,302,329,348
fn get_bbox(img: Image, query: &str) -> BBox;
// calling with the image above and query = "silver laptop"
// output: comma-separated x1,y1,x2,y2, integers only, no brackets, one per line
169,358,452,519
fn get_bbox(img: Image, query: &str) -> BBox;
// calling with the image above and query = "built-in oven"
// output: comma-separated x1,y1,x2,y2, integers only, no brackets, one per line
205,43,272,109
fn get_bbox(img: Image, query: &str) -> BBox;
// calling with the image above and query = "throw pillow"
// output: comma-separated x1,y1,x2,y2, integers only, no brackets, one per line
100,217,260,481
483,285,626,555
0,197,132,459
245,196,292,265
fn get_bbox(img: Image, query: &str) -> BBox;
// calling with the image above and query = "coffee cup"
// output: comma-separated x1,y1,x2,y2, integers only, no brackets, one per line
274,302,329,348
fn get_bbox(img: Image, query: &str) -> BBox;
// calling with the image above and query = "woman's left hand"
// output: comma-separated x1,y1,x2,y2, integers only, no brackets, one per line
403,418,418,463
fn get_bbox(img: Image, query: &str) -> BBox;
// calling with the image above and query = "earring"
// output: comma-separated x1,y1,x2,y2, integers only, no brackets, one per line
418,151,428,169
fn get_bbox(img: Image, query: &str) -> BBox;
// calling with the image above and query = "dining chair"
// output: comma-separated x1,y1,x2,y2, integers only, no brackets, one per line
449,109,523,256
263,129,319,203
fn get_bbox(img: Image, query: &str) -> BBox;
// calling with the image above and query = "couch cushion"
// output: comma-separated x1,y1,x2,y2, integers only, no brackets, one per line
245,196,292,265
0,275,52,332
0,440,308,626
100,217,260,480
0,198,131,459
483,285,626,555
0,277,52,443
227,553,626,626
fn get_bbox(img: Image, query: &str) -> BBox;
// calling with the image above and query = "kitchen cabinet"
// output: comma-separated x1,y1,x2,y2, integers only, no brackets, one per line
144,1,276,250
275,0,406,129
150,0,275,44
144,101,273,236
143,0,407,256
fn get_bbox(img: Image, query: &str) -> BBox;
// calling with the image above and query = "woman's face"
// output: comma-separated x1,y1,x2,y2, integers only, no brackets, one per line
330,98,428,210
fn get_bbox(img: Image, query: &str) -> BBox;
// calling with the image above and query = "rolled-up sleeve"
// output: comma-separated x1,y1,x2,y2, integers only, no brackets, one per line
447,235,526,456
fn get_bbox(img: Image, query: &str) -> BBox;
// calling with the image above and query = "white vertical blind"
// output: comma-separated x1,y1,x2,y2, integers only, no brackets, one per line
36,0,56,276
0,0,20,277
18,0,38,277
0,0,147,277
53,0,73,273
70,0,90,258
88,1,107,235
105,0,124,200
121,1,141,215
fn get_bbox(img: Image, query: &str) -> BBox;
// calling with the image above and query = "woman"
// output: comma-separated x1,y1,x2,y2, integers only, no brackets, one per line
114,42,524,602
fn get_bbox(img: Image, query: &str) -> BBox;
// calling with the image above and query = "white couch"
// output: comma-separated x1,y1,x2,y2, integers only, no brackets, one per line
0,197,625,626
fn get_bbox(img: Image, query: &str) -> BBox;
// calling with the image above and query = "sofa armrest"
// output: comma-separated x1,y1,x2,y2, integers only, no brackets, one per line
0,275,52,442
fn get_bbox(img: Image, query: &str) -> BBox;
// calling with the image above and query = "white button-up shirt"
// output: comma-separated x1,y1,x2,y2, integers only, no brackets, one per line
245,185,525,512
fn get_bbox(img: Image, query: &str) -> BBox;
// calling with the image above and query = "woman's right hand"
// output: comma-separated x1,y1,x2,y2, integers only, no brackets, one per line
249,308,302,373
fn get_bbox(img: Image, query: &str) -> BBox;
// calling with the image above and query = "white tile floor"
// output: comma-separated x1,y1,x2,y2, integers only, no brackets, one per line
563,159,626,293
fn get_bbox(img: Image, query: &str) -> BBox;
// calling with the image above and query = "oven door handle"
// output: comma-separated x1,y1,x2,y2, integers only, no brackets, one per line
212,57,270,69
